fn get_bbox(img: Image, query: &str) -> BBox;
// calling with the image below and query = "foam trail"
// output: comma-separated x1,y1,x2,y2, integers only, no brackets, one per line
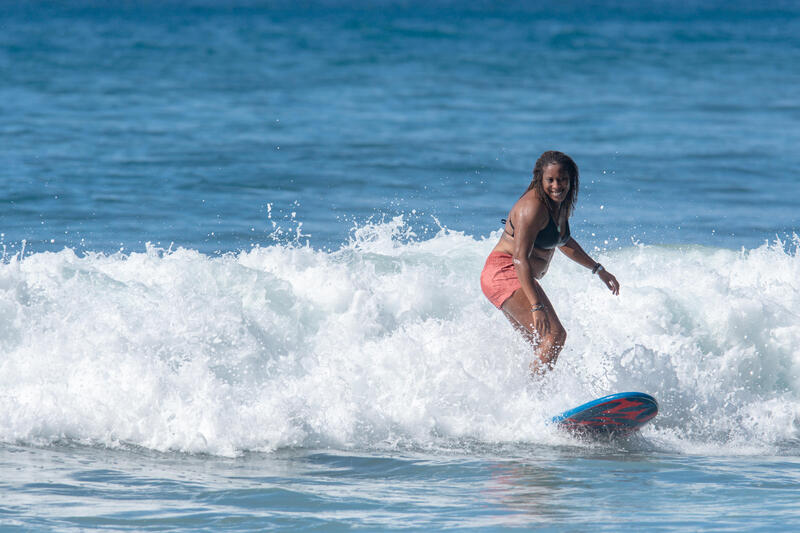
1,219,798,456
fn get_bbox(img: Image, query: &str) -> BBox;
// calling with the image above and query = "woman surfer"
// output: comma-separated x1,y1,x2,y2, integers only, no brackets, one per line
480,151,620,375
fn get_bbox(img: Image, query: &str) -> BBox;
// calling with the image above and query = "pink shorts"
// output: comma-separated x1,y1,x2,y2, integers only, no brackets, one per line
480,251,521,309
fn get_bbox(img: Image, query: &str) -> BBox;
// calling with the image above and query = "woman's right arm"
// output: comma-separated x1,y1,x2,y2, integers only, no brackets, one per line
510,201,550,334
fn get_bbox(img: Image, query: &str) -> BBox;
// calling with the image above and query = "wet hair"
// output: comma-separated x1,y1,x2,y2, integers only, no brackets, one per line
526,150,579,217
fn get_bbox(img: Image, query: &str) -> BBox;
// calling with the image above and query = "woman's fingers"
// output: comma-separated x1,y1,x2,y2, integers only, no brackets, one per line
600,271,620,295
608,279,617,295
609,275,620,295
532,311,550,335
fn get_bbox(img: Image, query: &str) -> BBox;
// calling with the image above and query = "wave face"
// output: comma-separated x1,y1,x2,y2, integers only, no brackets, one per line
1,219,798,456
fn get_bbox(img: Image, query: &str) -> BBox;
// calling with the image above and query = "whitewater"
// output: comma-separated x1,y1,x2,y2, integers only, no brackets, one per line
2,218,798,458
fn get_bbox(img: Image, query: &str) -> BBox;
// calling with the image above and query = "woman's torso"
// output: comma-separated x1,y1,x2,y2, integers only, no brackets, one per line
491,192,569,279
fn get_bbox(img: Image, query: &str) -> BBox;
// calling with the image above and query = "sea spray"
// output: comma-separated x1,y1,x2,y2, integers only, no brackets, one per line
1,221,798,455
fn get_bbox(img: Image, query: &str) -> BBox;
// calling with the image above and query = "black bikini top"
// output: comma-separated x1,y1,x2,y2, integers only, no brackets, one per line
501,214,571,250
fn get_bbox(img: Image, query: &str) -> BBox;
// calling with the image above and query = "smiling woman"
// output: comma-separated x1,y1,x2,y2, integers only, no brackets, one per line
480,151,620,376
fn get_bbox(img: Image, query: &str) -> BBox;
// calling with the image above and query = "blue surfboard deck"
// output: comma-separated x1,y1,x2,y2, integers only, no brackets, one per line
551,392,658,437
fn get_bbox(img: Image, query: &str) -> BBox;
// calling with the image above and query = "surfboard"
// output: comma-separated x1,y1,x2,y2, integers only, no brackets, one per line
551,392,658,437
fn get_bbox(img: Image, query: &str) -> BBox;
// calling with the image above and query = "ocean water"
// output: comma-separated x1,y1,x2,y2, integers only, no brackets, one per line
2,1,800,531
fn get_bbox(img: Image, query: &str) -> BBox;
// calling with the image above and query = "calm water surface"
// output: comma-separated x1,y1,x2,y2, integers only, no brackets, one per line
3,443,800,531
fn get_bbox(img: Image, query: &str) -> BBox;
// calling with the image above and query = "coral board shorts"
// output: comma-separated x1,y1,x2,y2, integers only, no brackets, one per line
480,251,521,309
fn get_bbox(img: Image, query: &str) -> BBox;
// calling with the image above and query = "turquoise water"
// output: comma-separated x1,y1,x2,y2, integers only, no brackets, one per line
2,1,800,530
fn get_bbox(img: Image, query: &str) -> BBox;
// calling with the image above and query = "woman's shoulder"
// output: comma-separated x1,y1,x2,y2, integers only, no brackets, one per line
512,191,548,221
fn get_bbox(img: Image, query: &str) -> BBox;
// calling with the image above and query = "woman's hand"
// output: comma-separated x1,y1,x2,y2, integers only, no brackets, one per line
531,309,550,335
598,270,620,295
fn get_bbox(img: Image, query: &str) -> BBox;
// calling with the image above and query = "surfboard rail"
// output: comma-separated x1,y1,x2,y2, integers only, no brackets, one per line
551,392,658,436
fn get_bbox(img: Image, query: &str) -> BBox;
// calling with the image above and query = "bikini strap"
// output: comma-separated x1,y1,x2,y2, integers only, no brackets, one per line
501,218,514,237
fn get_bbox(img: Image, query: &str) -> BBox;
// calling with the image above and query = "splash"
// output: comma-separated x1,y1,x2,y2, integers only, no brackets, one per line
1,221,798,456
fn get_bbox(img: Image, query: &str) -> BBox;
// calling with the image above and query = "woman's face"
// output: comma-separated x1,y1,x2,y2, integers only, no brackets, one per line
542,163,570,203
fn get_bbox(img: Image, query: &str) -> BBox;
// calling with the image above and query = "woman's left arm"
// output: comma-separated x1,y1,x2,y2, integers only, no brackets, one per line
558,238,620,295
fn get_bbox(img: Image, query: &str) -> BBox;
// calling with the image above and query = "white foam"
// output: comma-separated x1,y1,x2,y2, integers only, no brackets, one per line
1,221,798,456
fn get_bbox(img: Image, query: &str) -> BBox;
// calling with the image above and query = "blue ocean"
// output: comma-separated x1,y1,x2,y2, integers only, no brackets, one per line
2,1,800,530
